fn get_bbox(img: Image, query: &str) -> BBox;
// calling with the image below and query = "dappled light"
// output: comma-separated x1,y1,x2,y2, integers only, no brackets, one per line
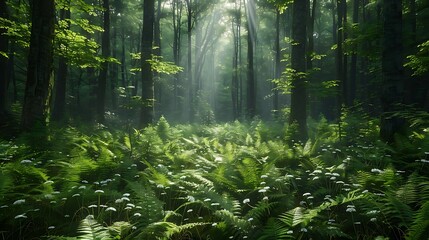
1,0,429,239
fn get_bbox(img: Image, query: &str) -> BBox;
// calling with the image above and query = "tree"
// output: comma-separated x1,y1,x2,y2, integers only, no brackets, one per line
52,4,71,122
246,0,257,118
380,0,404,142
140,0,155,127
0,0,9,118
185,0,194,121
96,0,111,123
21,0,55,130
289,0,308,141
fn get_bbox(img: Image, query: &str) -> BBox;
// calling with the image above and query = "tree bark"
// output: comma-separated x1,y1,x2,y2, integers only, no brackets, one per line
380,0,404,142
52,7,71,122
96,0,110,123
0,0,9,117
21,0,55,130
273,9,281,119
246,0,256,118
349,0,358,107
140,0,155,127
289,0,308,142
186,0,193,121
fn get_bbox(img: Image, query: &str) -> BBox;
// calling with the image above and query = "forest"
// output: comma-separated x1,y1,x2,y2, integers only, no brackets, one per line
1,0,429,239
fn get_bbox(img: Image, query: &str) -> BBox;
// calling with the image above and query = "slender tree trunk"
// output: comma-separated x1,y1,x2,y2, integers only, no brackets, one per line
172,0,183,113
21,0,55,130
0,0,9,118
246,0,256,118
110,21,118,109
186,0,193,121
140,0,155,127
154,0,162,117
273,9,281,119
349,0,359,107
289,0,308,141
120,28,127,87
97,0,110,123
380,0,404,142
52,7,71,122
232,2,241,120
307,0,316,119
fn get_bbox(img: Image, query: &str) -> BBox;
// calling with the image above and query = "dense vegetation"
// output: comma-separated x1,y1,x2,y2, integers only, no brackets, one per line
1,0,429,239
1,116,429,239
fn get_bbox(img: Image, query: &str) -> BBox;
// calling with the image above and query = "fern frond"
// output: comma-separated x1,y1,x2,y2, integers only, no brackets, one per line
77,215,111,240
407,201,429,240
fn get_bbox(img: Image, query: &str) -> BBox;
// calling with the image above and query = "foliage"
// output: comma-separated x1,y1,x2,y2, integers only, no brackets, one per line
0,118,429,239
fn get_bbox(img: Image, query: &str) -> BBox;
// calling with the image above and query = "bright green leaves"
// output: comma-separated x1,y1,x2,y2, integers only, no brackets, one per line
405,40,429,76
130,53,183,75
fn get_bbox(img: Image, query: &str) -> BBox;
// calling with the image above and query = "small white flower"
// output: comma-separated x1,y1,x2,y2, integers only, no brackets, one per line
81,180,88,184
115,199,123,204
88,205,97,208
261,175,268,179
211,203,220,206
248,217,254,221
126,203,135,208
79,186,86,189
20,159,32,164
48,226,55,230
44,180,54,185
64,215,70,218
243,198,250,204
15,214,27,219
134,213,142,217
371,168,383,174
212,223,218,226
287,230,293,234
263,196,269,201
95,190,104,194
258,189,267,193
204,198,211,202
302,193,311,197
123,193,130,197
13,199,25,205
187,209,193,213
106,207,117,212
300,228,307,232
0,205,8,208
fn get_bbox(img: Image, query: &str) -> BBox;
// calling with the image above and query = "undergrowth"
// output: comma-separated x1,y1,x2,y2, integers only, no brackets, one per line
1,116,429,239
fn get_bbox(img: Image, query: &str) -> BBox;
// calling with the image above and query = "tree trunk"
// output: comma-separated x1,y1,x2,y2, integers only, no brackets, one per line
380,0,404,142
0,0,9,117
273,9,281,119
307,0,317,119
289,0,308,141
186,0,193,121
172,0,183,113
140,0,155,127
52,7,71,122
21,0,55,130
349,0,358,107
246,0,256,118
96,0,110,123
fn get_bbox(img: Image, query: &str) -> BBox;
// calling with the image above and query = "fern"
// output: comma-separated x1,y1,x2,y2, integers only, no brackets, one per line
407,201,429,240
77,215,111,240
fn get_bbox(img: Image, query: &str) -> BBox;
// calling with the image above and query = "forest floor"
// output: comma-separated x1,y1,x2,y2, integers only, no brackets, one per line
1,117,429,239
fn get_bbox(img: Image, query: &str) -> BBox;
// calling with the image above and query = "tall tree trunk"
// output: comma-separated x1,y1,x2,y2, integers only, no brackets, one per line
289,0,308,141
52,6,71,122
0,0,9,118
110,21,118,109
120,27,127,87
140,0,155,127
232,1,241,120
186,0,193,121
154,0,162,117
273,9,281,119
307,0,317,119
246,0,256,118
349,0,358,107
380,0,404,142
21,0,55,130
172,0,183,113
97,0,110,123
